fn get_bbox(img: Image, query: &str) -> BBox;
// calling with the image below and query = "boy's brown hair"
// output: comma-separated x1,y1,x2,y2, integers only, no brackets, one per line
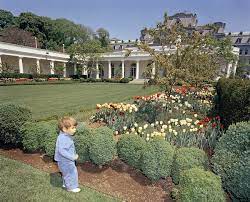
58,116,78,131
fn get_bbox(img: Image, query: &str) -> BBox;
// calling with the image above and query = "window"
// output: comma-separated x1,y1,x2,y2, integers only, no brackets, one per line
239,49,242,55
235,38,242,44
245,49,248,55
111,67,115,78
249,59,250,65
247,38,250,43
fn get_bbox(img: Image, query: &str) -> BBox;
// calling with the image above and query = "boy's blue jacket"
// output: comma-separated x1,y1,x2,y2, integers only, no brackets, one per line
54,131,76,162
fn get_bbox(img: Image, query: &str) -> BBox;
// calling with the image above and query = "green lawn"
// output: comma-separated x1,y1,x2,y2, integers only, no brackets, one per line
0,155,120,202
0,83,158,120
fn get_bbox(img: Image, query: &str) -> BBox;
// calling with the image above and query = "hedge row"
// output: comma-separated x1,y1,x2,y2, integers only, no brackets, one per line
212,121,250,201
216,78,250,128
80,78,131,83
0,73,62,79
118,135,174,181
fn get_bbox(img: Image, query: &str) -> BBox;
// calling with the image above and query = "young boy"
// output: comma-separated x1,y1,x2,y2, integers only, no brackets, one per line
54,116,81,193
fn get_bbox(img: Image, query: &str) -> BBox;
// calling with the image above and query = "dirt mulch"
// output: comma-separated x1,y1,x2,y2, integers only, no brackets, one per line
0,148,173,202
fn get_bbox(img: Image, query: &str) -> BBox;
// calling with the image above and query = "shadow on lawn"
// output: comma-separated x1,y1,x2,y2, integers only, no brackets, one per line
50,172,63,188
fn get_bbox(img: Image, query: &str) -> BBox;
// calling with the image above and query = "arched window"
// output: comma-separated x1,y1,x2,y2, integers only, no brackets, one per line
235,38,242,44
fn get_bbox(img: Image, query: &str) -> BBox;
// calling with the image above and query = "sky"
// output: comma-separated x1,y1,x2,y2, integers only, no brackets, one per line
1,0,250,40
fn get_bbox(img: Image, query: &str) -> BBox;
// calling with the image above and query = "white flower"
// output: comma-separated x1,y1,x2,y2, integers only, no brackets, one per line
169,110,172,113
199,124,203,128
160,121,163,125
146,133,150,137
126,132,129,135
183,110,186,114
138,127,143,131
115,131,119,135
131,128,135,132
182,129,186,133
194,114,198,118
123,126,127,130
173,131,178,136
134,123,138,127
169,128,173,133
151,123,155,127
162,103,166,107
143,124,148,129
160,128,165,132
146,137,150,141
155,121,159,125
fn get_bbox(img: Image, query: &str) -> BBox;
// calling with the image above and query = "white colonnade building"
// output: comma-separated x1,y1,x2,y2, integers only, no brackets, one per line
0,41,239,80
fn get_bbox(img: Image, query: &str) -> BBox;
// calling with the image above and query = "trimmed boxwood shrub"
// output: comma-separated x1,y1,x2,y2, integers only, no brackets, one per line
74,123,93,163
216,78,250,128
119,78,130,83
178,168,225,202
43,120,58,158
224,152,250,201
89,126,116,166
172,147,209,184
0,103,32,145
140,138,174,181
212,121,250,201
117,134,146,169
20,121,55,152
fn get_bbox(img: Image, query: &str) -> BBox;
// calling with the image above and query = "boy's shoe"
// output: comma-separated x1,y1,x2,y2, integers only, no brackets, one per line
62,184,66,188
68,188,81,193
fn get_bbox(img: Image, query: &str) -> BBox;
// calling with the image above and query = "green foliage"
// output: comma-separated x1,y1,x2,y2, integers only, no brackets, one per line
74,123,93,163
89,127,116,166
0,9,15,29
178,168,225,202
140,138,174,181
212,121,250,201
0,103,32,145
137,12,236,94
172,147,209,184
117,134,146,169
20,121,54,152
43,120,58,158
216,78,250,128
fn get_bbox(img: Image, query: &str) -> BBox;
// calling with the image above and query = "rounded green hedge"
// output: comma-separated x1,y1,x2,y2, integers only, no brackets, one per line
117,134,146,169
140,138,174,181
172,147,209,184
74,123,93,163
89,126,116,166
0,103,32,145
178,167,225,202
21,121,54,152
43,120,58,158
212,121,250,201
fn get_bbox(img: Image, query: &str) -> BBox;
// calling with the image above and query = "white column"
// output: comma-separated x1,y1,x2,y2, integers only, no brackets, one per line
233,61,238,77
108,60,111,79
121,60,125,78
96,62,99,79
226,63,232,78
0,55,2,73
36,59,40,74
151,62,156,79
63,63,67,77
82,64,87,75
50,60,54,74
19,57,24,73
74,63,77,75
136,60,140,79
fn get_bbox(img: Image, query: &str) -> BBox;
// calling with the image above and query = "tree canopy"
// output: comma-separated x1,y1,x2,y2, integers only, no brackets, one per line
0,9,110,52
138,12,237,93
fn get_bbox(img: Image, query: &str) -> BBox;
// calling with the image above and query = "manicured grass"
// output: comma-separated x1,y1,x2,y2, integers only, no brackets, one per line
0,155,119,202
0,83,158,120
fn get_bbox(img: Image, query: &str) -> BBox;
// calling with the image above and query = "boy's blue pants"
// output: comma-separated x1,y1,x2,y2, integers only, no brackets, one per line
58,161,79,190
